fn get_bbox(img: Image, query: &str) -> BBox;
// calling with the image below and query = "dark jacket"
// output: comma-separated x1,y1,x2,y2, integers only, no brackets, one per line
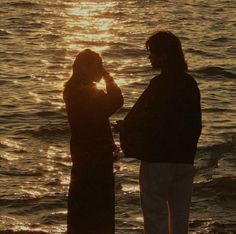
121,72,202,164
64,80,123,163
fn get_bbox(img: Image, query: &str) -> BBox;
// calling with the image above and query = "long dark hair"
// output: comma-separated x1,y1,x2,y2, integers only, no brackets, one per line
64,49,102,93
146,30,188,72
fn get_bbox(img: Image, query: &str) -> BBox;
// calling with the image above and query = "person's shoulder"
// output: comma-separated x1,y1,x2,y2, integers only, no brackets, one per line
184,73,201,97
184,72,195,81
184,72,199,88
150,74,162,85
63,84,77,102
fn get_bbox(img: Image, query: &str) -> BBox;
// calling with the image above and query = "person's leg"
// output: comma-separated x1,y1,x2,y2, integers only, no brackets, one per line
92,152,115,234
168,164,195,234
140,162,172,234
67,167,82,234
67,152,114,234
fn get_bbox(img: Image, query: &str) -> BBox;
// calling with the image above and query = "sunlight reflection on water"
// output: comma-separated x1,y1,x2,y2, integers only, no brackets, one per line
64,1,118,55
1,0,236,233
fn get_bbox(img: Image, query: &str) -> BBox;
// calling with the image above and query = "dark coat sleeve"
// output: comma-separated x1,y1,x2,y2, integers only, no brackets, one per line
183,79,202,144
151,77,202,146
93,81,124,118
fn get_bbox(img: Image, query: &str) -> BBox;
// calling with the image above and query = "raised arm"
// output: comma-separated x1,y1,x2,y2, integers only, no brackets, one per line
93,70,123,118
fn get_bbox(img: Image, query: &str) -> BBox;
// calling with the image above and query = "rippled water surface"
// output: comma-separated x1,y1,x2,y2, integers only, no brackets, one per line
1,0,236,233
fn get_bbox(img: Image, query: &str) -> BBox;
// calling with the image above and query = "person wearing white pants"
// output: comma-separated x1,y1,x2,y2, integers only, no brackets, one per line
120,31,202,234
140,162,195,234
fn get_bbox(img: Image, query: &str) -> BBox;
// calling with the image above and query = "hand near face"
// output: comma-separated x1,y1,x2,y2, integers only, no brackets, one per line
101,67,114,83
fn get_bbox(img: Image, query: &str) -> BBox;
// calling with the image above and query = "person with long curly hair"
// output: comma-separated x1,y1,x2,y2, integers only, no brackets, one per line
64,49,123,234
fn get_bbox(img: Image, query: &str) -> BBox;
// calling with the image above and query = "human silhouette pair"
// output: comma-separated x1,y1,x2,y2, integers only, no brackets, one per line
64,30,202,234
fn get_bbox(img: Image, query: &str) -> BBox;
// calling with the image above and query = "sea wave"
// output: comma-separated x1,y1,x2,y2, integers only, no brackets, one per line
0,139,27,154
5,1,39,8
226,47,236,54
40,212,66,225
196,136,236,170
199,136,236,153
194,66,236,79
194,177,236,202
186,48,212,57
211,36,229,43
0,29,11,36
189,219,236,233
0,170,43,177
0,113,28,119
42,34,61,41
0,197,40,208
0,79,9,85
35,110,66,118
0,231,49,234
19,126,69,138
203,107,234,113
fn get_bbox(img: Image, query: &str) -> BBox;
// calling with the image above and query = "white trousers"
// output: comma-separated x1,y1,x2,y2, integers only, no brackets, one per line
139,161,195,234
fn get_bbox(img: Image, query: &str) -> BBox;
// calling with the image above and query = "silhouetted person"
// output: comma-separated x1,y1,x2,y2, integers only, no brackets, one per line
63,49,123,234
120,31,202,234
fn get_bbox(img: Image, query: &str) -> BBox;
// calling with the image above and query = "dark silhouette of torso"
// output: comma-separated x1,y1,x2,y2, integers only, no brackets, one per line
64,81,123,234
122,72,202,163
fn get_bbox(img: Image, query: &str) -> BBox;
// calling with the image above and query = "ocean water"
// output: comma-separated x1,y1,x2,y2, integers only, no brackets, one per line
0,0,236,233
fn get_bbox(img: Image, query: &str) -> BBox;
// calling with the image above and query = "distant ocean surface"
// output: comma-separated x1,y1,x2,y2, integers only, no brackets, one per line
0,0,236,233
